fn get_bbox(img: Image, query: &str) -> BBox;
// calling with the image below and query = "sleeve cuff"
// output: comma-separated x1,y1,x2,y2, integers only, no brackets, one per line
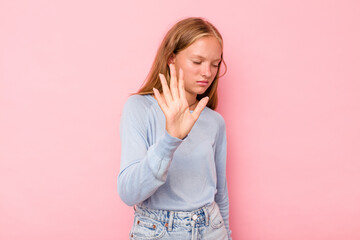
146,131,184,181
154,131,184,160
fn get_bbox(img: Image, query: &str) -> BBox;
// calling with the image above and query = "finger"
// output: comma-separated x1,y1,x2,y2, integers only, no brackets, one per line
169,64,179,100
159,73,173,104
178,68,187,104
153,88,168,112
191,96,209,120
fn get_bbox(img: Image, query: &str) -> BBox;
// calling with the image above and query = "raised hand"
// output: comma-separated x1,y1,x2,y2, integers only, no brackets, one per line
153,64,209,139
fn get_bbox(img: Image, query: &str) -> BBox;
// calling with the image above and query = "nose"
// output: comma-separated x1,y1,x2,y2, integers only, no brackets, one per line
201,63,212,78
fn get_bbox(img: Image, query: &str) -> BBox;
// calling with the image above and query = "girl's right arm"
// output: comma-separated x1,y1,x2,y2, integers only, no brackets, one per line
118,65,208,206
117,95,184,206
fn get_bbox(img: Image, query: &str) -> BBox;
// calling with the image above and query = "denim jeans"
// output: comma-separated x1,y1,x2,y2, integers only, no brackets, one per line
129,201,228,240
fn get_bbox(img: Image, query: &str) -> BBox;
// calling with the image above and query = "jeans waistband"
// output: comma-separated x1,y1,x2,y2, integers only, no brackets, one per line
134,202,216,231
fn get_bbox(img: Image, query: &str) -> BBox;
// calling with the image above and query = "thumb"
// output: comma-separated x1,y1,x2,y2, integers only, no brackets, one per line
191,96,209,120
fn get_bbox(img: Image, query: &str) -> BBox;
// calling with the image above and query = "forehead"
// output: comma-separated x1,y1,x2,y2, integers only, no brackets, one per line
182,36,222,60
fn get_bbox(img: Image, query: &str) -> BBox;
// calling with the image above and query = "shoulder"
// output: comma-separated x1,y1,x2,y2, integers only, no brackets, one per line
202,107,226,130
201,107,227,144
123,94,155,109
121,94,156,122
201,108,227,146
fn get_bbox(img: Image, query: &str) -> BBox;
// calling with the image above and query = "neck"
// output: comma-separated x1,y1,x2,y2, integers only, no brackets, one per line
185,92,197,104
186,92,198,110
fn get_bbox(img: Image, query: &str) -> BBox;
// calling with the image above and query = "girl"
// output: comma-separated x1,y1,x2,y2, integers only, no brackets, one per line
117,17,232,240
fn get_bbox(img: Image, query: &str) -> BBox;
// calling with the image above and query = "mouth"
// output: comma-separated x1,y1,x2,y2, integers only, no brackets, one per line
196,80,209,86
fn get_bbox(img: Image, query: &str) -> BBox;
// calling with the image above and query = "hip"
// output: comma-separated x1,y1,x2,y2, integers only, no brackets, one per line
129,201,228,240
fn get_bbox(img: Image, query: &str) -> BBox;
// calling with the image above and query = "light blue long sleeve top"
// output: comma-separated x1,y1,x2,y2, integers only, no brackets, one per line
117,94,231,238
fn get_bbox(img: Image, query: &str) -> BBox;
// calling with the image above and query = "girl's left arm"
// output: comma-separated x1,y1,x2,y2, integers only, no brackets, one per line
214,117,232,240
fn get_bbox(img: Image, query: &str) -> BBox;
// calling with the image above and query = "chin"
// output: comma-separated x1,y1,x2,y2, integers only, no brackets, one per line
187,86,210,96
197,87,210,95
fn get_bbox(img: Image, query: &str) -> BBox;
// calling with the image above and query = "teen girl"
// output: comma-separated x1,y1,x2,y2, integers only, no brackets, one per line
117,17,232,240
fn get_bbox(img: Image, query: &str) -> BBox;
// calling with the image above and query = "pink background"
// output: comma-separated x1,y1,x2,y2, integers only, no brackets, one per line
1,0,360,239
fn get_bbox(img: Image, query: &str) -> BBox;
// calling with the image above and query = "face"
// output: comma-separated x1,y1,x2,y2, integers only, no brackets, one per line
172,36,222,100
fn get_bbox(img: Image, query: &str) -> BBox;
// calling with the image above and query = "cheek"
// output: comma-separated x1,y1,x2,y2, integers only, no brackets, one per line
211,67,219,78
176,61,192,73
181,63,199,76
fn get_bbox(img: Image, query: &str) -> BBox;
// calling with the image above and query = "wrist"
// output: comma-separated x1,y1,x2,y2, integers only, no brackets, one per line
165,127,186,140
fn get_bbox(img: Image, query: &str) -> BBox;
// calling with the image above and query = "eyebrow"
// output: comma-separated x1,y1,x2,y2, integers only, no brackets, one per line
190,55,221,62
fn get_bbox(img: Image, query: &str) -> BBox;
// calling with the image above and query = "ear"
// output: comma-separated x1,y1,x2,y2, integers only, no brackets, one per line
167,53,175,65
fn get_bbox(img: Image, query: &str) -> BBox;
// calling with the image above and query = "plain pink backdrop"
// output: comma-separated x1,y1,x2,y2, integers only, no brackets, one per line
1,0,360,239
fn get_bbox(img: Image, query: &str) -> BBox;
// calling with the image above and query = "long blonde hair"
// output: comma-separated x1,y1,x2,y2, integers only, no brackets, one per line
137,17,226,110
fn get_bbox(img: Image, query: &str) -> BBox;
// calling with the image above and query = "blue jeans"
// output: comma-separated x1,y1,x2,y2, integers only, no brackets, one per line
129,201,228,240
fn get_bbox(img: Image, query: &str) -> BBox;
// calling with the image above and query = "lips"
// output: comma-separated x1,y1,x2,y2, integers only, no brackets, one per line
196,80,209,86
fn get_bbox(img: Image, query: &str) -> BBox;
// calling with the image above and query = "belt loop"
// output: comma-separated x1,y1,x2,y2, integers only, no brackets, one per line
191,220,196,240
202,206,209,226
168,211,174,231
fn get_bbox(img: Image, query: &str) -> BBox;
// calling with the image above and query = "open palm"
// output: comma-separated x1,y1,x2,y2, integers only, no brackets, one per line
153,64,209,139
